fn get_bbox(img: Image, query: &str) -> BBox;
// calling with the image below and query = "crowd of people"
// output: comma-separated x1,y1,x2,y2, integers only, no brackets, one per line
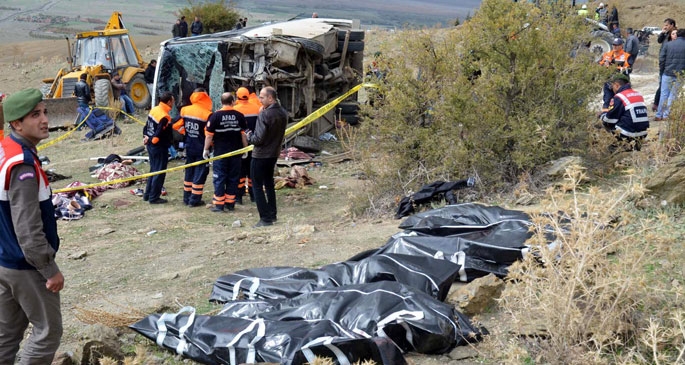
172,16,204,37
141,85,286,228
596,10,684,150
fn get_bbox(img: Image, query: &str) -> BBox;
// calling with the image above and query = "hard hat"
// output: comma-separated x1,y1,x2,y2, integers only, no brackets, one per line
612,38,623,45
581,4,587,9
599,2,604,7
236,87,249,100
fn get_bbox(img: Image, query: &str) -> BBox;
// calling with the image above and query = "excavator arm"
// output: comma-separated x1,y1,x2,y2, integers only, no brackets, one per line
104,11,125,30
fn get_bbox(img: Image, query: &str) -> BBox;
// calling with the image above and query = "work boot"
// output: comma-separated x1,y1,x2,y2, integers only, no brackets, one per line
226,203,235,211
253,220,273,228
210,205,224,213
149,198,168,204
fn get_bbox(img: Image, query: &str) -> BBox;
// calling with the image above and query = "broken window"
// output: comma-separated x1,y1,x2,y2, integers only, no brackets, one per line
157,42,225,113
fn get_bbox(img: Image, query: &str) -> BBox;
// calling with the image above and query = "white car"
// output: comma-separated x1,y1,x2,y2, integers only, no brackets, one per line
643,26,662,36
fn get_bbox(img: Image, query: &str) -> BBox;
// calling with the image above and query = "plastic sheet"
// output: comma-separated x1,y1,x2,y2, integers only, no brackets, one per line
209,253,460,303
130,308,407,365
217,281,485,354
398,203,534,236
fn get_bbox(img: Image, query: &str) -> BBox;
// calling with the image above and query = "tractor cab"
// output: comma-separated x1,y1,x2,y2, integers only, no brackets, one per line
72,32,142,72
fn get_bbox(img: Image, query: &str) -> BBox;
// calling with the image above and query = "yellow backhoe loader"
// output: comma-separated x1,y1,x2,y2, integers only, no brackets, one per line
41,11,150,129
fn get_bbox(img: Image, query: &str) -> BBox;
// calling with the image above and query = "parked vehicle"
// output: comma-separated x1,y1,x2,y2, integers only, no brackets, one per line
41,11,150,128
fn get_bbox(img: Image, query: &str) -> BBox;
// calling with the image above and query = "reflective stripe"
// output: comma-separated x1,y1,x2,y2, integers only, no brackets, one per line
232,277,261,300
226,318,265,365
300,336,351,365
616,126,648,137
377,310,424,350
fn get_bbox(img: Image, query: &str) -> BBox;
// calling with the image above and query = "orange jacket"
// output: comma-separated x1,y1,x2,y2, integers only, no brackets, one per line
599,48,632,71
175,91,213,155
234,99,260,131
248,92,261,108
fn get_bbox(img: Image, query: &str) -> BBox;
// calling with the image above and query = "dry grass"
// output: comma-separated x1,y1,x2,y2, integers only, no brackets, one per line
480,163,684,364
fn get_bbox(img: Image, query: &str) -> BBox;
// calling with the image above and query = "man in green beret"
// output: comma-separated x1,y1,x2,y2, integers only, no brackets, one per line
0,88,64,364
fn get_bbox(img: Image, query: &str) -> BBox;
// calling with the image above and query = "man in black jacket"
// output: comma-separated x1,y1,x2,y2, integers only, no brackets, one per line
179,16,188,38
655,28,685,121
74,73,91,109
246,86,287,227
191,17,203,36
600,73,649,150
653,18,677,111
144,60,156,97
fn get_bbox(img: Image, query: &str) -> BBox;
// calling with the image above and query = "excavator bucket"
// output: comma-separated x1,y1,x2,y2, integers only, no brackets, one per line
44,97,79,130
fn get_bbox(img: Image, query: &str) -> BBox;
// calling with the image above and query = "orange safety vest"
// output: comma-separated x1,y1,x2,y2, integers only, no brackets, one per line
599,49,632,71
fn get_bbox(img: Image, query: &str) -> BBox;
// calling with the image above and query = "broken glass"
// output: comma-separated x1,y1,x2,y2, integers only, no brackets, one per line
157,42,225,113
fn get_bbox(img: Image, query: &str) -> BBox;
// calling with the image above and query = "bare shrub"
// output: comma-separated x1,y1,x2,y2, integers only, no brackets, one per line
483,166,684,363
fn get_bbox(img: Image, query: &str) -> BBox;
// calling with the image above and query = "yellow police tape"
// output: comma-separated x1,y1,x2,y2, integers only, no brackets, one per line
38,107,145,151
52,83,376,194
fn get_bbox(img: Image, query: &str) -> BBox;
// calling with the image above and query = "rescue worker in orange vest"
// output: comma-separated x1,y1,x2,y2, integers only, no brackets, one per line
247,85,262,108
173,88,213,207
599,38,632,112
599,73,649,150
143,92,175,204
233,87,261,203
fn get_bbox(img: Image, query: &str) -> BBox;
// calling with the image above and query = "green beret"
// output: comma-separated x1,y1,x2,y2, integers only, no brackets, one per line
3,88,43,123
611,73,630,83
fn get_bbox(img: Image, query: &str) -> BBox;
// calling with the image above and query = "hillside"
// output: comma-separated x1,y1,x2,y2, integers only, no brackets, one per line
0,0,474,46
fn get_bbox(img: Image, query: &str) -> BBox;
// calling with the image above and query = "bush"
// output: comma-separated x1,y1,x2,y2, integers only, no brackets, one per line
178,0,240,34
356,0,610,213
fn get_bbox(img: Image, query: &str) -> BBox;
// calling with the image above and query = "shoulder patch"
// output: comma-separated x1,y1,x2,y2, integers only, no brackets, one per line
18,171,36,181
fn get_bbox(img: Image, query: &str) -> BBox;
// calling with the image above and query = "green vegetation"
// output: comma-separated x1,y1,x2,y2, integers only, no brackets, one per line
356,0,611,212
177,0,240,34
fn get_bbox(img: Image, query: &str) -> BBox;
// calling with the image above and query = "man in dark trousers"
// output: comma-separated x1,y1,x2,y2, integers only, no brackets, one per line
246,86,287,227
204,93,247,212
74,73,91,109
600,73,649,150
179,16,188,37
172,19,181,38
0,88,64,364
176,88,212,207
143,92,175,204
191,16,203,36
144,60,156,97
233,87,260,204
624,28,640,69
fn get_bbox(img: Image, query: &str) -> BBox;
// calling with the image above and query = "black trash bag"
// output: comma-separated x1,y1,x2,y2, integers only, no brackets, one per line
209,253,461,303
218,281,485,354
395,178,475,219
398,203,532,236
129,307,407,365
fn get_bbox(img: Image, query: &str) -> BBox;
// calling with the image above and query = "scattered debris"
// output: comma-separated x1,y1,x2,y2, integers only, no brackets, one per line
293,224,316,235
67,251,88,260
